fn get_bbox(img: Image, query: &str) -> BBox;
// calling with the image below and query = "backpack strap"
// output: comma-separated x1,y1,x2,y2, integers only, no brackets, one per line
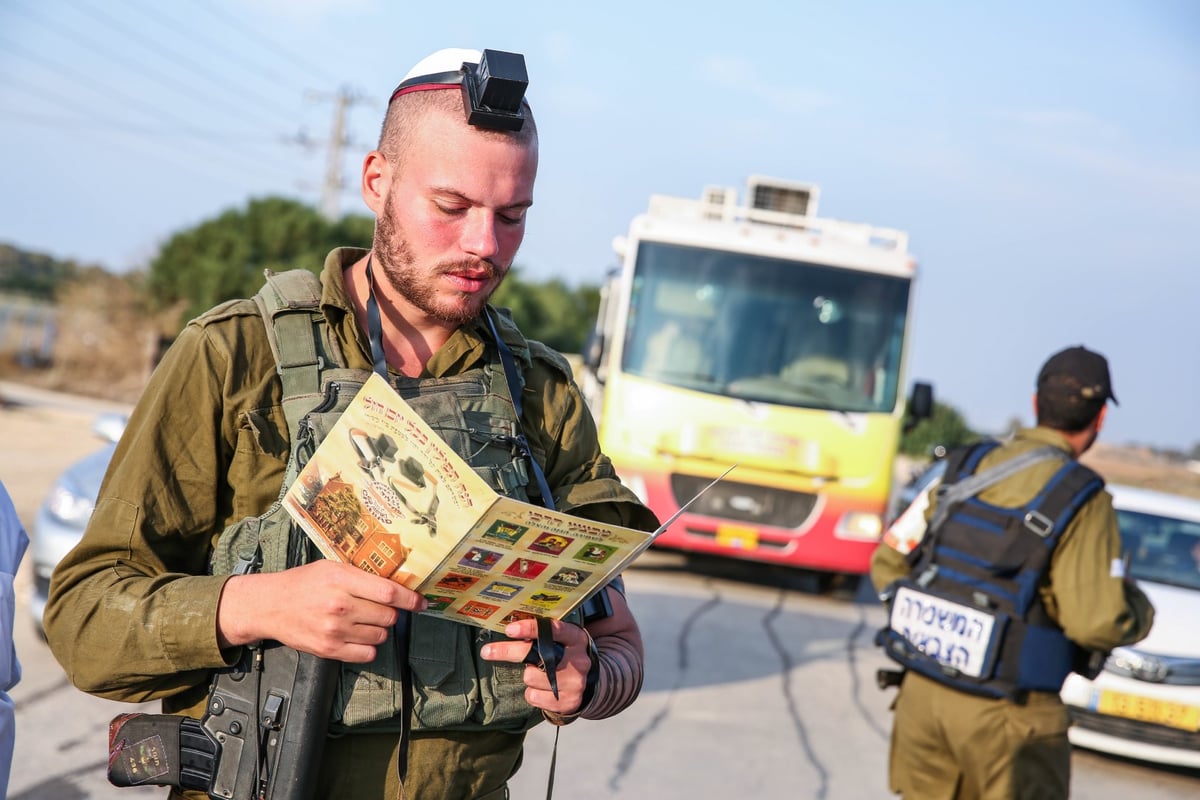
929,444,1066,533
1019,459,1104,542
1006,459,1105,622
252,269,344,442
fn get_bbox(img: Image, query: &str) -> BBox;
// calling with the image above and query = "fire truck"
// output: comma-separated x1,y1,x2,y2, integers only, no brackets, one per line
580,176,932,576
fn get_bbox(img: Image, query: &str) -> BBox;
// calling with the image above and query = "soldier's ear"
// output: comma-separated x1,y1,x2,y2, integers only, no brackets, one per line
361,150,390,215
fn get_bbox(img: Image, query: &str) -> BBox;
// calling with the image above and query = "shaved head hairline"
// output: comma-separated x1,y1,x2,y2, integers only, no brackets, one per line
376,90,538,167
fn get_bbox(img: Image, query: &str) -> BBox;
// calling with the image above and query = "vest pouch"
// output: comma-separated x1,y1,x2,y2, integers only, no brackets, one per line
409,616,476,728
463,411,532,497
299,377,367,446
883,580,1009,684
986,521,1050,580
408,615,539,732
331,629,407,730
402,383,534,506
211,504,305,576
940,513,1032,582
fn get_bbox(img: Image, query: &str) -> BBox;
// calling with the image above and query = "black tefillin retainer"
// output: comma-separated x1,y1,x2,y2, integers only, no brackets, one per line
460,49,528,131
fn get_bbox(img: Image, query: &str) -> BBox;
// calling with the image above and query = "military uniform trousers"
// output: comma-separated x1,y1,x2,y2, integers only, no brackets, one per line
889,672,1071,800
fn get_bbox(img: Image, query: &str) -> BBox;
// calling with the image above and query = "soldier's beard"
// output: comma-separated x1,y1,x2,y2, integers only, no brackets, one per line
373,196,506,326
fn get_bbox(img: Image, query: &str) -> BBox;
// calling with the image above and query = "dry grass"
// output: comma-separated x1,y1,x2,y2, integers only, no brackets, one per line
1082,442,1200,500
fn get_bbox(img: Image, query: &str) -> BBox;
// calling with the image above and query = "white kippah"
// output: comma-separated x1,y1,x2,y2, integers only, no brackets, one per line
401,48,481,83
389,47,532,116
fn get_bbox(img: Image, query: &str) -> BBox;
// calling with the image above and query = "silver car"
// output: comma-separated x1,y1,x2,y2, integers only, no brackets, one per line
29,412,126,635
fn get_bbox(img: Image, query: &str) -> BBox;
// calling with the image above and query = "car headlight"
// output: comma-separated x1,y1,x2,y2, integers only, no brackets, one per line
1104,647,1169,683
46,484,96,526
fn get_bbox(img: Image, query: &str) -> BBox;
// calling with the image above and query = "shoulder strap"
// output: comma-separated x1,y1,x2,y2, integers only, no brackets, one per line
252,269,343,442
929,444,1066,534
1020,460,1104,541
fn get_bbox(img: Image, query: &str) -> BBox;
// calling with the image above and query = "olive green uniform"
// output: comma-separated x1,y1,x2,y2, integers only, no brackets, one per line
871,428,1154,800
44,248,657,799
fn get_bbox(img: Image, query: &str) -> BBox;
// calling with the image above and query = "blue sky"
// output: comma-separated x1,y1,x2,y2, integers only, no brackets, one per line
1,0,1197,450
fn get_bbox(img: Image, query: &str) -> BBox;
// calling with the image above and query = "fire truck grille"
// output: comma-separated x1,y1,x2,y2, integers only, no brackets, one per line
669,474,818,528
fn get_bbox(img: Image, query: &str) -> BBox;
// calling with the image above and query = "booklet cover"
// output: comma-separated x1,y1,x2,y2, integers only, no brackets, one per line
283,372,678,634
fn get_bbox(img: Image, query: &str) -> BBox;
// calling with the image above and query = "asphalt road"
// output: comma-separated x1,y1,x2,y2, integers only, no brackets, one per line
2,382,1198,799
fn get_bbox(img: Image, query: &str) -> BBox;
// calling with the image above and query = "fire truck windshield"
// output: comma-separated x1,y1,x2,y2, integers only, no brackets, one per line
621,241,911,413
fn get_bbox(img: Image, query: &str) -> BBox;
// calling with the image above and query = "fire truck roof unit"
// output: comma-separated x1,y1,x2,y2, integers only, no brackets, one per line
644,175,909,255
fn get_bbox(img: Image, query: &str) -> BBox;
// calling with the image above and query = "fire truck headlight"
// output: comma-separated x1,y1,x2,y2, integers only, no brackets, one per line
835,512,883,542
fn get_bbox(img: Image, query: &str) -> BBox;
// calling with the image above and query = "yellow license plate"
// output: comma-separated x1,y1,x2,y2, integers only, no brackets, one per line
716,524,759,550
1096,690,1200,731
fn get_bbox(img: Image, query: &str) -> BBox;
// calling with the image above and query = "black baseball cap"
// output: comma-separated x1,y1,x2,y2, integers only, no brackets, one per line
1036,345,1118,406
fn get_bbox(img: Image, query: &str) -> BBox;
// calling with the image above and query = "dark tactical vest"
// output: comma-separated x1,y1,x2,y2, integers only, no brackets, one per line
211,269,581,734
876,439,1104,699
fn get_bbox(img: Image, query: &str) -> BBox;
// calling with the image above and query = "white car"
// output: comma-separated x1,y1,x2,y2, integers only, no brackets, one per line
1061,484,1200,769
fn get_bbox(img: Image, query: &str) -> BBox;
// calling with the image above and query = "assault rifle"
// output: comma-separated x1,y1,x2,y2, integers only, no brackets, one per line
108,641,338,800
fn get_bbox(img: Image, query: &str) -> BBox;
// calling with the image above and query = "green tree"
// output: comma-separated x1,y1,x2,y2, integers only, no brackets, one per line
491,271,599,353
0,242,95,300
144,195,602,348
901,400,978,457
146,197,372,323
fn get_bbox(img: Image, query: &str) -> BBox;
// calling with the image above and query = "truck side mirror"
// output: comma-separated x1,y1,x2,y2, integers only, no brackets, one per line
583,331,605,372
904,381,934,432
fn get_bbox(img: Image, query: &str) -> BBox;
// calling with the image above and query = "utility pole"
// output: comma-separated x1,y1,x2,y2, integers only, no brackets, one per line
303,86,372,221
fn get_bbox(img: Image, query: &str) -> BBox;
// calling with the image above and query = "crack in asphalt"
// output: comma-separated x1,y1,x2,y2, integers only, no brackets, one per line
846,605,891,741
607,581,723,792
763,590,830,799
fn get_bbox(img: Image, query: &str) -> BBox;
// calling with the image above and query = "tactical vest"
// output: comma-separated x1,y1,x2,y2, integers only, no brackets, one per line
211,269,581,734
876,439,1104,699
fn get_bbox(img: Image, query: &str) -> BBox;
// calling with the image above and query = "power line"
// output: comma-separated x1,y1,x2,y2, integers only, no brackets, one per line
183,0,346,90
129,0,299,90
0,34,302,184
6,0,297,136
113,0,378,217
1,104,293,146
64,0,305,129
1,105,296,197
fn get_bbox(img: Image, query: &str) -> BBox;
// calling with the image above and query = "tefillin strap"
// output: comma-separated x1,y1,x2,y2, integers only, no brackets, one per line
483,306,558,512
484,308,573,800
366,260,565,796
363,256,414,783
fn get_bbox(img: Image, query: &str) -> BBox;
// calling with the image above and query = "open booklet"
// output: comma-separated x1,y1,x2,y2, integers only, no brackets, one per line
283,371,731,634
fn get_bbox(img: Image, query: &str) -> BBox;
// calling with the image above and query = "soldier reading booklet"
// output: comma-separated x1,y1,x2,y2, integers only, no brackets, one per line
284,372,676,633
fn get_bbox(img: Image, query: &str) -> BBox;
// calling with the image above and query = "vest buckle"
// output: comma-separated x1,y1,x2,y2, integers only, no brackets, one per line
1024,510,1054,538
